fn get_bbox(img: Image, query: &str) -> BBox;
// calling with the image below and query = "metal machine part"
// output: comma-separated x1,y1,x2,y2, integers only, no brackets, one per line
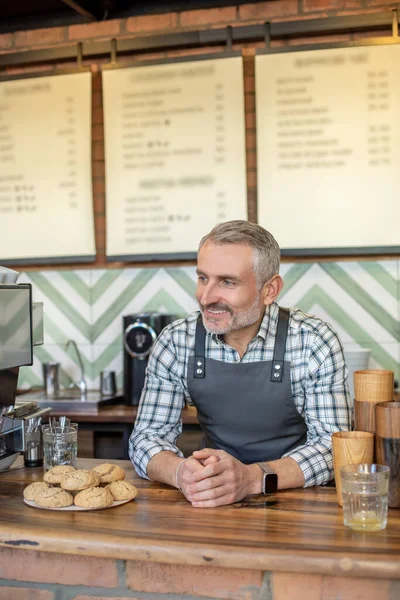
0,267,46,471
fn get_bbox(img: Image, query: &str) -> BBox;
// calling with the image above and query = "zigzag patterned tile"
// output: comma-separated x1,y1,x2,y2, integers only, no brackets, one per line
17,260,400,390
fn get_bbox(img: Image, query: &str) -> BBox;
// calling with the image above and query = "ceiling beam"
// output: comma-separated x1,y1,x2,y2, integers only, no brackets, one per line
60,0,99,21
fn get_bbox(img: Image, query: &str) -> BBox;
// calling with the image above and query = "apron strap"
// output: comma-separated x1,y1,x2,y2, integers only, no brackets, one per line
270,307,290,383
193,314,206,378
194,308,290,381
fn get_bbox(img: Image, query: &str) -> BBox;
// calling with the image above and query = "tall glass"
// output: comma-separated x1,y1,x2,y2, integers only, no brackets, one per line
42,423,78,470
340,464,390,532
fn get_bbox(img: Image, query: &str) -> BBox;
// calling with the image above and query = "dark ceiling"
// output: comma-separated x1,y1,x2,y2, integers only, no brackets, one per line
0,0,267,34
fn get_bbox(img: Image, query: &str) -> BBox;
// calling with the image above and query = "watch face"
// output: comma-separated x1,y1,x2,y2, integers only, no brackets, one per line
263,473,278,494
124,323,156,359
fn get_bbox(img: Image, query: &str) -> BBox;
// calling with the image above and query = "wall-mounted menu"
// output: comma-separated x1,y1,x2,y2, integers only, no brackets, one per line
256,44,400,254
0,72,95,263
103,56,247,260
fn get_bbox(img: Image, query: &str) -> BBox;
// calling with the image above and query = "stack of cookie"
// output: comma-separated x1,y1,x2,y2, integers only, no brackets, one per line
23,463,138,510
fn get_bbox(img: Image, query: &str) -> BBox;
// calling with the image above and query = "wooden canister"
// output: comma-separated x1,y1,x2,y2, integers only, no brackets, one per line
353,369,394,403
332,431,374,506
375,402,400,508
354,399,387,434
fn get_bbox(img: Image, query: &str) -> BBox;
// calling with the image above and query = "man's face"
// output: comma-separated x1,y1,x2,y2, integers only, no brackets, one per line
196,241,265,335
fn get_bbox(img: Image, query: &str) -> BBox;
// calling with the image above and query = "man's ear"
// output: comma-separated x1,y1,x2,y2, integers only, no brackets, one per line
261,275,284,306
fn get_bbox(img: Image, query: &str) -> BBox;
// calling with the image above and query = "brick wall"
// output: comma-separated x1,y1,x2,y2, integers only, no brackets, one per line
0,0,398,270
0,547,399,600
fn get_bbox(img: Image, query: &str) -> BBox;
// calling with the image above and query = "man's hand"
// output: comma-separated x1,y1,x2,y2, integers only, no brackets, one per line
184,448,262,507
175,456,206,496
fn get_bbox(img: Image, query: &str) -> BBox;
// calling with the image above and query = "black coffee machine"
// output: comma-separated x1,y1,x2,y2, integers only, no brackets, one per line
123,312,177,406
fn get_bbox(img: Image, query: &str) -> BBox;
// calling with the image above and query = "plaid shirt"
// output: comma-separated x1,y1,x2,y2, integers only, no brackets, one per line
129,302,351,487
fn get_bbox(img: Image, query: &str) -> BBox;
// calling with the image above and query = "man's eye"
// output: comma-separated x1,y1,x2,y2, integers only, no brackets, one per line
222,280,235,287
198,275,207,283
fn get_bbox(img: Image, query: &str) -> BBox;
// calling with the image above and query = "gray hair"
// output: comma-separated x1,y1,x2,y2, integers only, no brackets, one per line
199,220,280,288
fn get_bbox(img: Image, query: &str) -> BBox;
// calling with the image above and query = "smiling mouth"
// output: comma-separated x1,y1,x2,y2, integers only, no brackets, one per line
202,304,232,317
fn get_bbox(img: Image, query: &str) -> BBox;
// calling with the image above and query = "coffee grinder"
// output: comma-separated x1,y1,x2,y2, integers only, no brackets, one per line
123,312,177,406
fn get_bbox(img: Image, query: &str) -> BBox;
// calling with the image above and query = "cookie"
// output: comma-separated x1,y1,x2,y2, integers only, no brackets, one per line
91,463,125,483
43,465,76,485
106,480,138,501
60,469,99,491
34,487,73,508
23,482,50,501
74,486,114,509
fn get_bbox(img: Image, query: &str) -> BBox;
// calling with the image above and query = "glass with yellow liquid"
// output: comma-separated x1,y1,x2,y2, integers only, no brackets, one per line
340,464,390,532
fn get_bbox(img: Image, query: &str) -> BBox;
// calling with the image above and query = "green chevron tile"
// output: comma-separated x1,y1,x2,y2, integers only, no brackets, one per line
29,273,90,339
32,345,74,388
92,343,122,378
320,263,398,340
282,263,314,295
143,289,188,316
44,313,78,345
167,268,196,297
299,285,399,375
91,269,123,305
359,262,397,299
59,272,91,303
18,366,43,388
91,269,157,342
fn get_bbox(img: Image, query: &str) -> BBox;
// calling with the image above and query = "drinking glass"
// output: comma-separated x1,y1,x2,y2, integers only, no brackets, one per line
42,423,78,470
340,464,390,532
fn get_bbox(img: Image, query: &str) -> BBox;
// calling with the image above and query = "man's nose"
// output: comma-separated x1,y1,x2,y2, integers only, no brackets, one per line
198,281,219,306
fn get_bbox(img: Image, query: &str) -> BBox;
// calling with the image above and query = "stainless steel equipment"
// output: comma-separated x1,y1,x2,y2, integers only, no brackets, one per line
42,362,60,397
0,266,50,471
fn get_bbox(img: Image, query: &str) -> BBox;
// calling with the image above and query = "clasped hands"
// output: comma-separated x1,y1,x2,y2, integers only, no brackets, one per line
176,448,261,508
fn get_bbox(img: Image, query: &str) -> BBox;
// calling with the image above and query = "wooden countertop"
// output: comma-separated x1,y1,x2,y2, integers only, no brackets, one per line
1,457,400,579
47,404,199,424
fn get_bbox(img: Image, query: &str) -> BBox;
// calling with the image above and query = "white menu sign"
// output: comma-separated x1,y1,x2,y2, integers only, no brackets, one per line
103,56,247,259
0,72,95,262
256,44,400,253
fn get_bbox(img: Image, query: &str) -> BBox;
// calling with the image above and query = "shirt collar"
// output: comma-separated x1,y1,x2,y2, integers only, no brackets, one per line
257,302,279,341
207,302,281,344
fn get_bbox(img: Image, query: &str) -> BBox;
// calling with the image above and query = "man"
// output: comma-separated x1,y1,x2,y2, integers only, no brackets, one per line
129,220,351,507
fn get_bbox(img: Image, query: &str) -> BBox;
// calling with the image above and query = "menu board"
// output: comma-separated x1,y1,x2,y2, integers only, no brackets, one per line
103,56,247,260
0,72,95,263
256,44,400,254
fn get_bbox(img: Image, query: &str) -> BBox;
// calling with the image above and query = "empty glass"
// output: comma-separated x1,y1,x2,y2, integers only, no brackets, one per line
42,423,78,470
340,464,390,532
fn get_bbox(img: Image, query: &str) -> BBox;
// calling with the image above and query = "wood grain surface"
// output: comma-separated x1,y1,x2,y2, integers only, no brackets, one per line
354,399,383,434
44,404,199,424
1,458,400,579
332,431,374,506
376,402,400,439
354,370,394,403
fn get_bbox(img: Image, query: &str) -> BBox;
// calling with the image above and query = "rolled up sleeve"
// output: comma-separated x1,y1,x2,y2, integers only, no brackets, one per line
284,323,352,487
129,328,185,479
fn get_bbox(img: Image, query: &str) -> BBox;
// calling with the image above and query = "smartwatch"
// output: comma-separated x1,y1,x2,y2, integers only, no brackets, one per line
258,464,278,495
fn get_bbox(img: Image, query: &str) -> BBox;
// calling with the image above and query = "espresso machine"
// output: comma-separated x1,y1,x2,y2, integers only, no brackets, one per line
0,266,49,471
123,312,177,405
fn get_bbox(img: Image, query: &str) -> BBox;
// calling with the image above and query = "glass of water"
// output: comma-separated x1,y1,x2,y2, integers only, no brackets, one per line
42,423,78,470
340,464,390,532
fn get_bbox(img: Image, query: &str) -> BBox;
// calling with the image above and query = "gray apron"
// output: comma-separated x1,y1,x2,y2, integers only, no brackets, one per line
187,307,307,464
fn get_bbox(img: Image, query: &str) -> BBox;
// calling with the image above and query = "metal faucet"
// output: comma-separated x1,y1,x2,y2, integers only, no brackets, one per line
66,339,87,396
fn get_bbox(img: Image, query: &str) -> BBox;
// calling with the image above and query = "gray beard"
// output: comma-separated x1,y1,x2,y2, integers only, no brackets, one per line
200,295,263,336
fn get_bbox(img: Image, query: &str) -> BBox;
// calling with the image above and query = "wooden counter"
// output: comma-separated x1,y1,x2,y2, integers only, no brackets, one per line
44,404,201,460
1,458,400,600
